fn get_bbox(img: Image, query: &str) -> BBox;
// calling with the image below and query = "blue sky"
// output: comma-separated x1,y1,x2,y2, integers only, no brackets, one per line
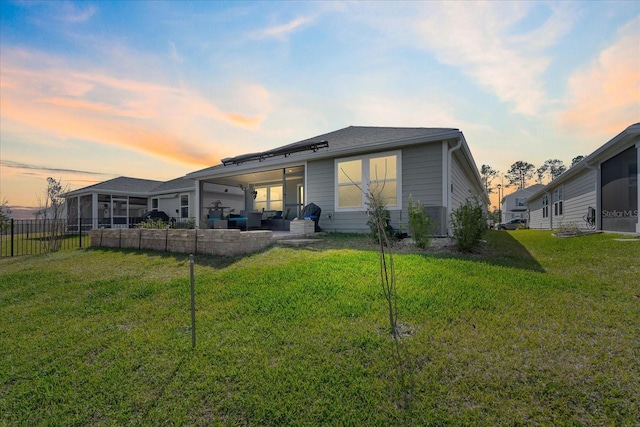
1,1,639,216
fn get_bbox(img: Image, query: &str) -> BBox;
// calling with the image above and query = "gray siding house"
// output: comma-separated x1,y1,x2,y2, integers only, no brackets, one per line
527,123,639,234
64,176,235,229
500,184,544,224
187,126,489,235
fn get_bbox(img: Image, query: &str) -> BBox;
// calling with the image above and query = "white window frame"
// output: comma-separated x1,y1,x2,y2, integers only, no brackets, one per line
180,194,189,218
553,186,563,216
253,184,283,211
515,197,526,207
334,150,402,212
542,194,549,218
151,198,159,211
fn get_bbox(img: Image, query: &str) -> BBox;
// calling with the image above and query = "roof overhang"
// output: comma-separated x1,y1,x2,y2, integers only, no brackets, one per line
526,123,640,201
187,128,464,181
63,189,152,198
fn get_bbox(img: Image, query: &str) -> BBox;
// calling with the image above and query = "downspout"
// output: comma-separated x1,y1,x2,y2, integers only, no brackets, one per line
446,138,463,236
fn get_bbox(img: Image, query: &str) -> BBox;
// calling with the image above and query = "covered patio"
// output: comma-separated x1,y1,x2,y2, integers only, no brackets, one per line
194,165,306,231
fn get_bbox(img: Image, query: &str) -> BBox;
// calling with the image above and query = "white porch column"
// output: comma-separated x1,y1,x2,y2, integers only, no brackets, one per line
195,179,201,229
92,193,98,229
76,196,81,230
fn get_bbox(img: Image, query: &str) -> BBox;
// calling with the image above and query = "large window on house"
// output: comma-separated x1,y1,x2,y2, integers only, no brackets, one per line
335,151,400,210
515,197,526,207
151,198,159,211
254,185,283,212
180,194,189,218
553,186,563,216
542,194,549,218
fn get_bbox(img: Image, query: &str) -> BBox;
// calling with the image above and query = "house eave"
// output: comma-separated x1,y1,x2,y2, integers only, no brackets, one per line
64,189,152,198
527,123,640,201
186,128,463,181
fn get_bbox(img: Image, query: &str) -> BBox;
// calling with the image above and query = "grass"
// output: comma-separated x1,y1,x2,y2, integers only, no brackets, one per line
1,230,638,425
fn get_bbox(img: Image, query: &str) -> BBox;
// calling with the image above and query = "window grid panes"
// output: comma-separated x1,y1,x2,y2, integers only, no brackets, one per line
553,187,563,216
180,194,189,218
254,185,283,211
336,152,399,210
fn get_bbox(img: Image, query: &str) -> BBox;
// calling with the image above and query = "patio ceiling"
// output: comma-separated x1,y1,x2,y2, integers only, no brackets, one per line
201,166,304,188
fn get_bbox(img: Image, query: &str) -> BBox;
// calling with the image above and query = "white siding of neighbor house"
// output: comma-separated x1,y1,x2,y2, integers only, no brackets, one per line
528,168,596,230
527,195,549,230
560,168,597,229
305,143,444,233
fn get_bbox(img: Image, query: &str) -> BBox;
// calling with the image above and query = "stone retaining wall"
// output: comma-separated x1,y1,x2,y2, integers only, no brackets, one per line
90,228,273,256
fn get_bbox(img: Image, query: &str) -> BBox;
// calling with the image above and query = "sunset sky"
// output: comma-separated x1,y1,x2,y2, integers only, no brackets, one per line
1,1,639,217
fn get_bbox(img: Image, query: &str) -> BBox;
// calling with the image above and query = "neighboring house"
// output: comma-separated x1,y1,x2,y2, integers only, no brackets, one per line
63,176,239,229
527,123,639,234
500,184,544,224
186,126,489,235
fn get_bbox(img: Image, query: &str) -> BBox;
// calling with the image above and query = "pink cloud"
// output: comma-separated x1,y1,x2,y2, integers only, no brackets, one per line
0,49,270,167
560,17,640,135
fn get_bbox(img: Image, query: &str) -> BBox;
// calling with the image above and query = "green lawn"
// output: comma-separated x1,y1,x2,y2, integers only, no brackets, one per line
1,230,638,425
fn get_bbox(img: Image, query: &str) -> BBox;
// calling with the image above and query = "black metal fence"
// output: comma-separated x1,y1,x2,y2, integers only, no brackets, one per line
0,217,196,257
0,219,88,257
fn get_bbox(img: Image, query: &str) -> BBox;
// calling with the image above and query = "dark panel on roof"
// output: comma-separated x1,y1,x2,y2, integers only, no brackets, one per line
222,140,328,166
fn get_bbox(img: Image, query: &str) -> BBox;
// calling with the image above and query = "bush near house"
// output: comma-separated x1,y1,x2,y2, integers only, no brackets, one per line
450,196,486,251
407,197,433,248
1,231,638,425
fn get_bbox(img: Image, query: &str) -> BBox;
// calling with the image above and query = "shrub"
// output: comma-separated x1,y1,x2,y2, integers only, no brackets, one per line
407,197,433,249
367,204,394,243
450,196,486,251
137,218,170,229
555,221,580,235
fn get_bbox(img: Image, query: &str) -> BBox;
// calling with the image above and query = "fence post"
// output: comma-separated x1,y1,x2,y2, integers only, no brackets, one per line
10,218,14,257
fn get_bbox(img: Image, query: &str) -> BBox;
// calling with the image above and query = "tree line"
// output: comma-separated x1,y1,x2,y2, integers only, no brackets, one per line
480,155,585,195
